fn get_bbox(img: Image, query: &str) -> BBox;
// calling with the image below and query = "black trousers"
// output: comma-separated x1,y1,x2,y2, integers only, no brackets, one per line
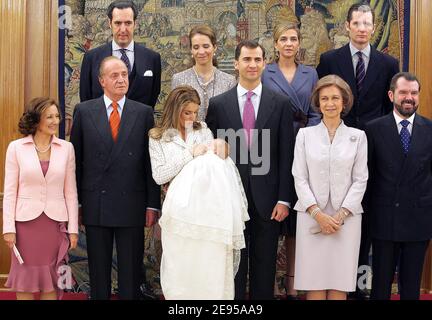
86,225,144,300
234,189,280,300
371,238,429,300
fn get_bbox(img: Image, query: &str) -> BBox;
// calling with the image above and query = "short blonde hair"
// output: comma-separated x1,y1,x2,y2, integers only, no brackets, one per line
311,75,354,117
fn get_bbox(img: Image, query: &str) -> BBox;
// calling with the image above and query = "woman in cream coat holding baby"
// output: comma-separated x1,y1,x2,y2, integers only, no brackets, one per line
292,75,368,300
149,86,248,300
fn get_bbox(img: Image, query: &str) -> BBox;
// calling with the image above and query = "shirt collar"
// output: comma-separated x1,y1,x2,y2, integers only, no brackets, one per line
349,42,371,59
112,40,135,53
237,83,262,98
104,95,126,111
393,110,416,126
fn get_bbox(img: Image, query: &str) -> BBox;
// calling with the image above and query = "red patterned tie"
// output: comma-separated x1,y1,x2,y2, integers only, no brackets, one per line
110,101,120,142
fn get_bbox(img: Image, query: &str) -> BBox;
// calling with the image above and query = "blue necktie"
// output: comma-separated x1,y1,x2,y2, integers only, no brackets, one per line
119,49,131,74
356,51,365,93
400,119,411,154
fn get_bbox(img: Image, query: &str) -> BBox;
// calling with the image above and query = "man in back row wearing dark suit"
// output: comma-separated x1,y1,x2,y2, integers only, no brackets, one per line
365,72,432,300
71,56,160,299
206,40,295,300
79,0,161,108
316,3,399,298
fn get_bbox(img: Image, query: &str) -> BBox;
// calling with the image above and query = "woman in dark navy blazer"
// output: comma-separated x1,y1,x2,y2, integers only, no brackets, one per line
261,23,320,299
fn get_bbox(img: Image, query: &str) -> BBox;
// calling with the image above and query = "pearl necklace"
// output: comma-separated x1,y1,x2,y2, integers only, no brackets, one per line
34,143,51,153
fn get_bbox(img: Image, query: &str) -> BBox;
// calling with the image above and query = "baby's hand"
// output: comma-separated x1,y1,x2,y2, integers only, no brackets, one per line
210,139,230,159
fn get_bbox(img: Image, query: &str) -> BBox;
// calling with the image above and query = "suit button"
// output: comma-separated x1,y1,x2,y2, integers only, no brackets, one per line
101,190,106,194
395,203,399,207
128,152,133,156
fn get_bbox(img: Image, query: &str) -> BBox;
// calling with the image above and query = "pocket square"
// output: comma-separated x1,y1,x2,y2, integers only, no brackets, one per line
143,70,153,77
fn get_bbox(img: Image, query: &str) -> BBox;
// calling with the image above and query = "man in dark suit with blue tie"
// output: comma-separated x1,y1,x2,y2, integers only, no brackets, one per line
206,40,295,299
79,0,161,108
71,56,160,299
316,3,399,298
365,72,432,300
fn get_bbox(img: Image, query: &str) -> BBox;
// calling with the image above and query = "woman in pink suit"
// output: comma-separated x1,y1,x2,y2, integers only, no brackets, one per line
2,97,79,300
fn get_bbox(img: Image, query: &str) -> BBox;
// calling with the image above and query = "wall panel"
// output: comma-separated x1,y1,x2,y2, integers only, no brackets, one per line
0,0,27,290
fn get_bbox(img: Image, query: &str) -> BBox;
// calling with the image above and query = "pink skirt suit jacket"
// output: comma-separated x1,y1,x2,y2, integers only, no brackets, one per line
3,135,79,235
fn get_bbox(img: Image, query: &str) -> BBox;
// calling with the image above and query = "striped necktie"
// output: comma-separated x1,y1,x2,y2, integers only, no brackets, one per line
119,49,131,74
356,51,365,93
110,101,120,142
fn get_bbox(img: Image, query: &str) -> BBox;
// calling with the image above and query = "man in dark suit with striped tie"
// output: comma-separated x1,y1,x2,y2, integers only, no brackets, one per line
316,3,399,298
79,1,161,108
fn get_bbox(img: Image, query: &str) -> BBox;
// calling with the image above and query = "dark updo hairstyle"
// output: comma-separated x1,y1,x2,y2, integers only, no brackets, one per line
18,97,61,135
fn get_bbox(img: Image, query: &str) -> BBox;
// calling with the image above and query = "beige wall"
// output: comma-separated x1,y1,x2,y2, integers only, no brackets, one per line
410,0,432,293
0,0,59,289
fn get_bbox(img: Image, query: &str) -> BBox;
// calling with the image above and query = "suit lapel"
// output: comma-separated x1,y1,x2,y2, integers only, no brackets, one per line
255,87,274,131
223,87,243,132
359,47,381,99
132,43,144,76
380,114,405,161
89,97,113,150
44,137,62,180
22,136,46,181
398,115,427,182
267,64,302,113
103,43,112,58
337,45,357,97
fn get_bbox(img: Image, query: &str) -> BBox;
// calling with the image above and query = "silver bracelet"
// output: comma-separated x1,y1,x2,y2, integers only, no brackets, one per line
309,207,320,219
341,208,350,217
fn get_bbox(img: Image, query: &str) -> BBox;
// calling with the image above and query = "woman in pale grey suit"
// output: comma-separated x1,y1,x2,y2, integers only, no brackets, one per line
292,75,368,300
171,25,236,121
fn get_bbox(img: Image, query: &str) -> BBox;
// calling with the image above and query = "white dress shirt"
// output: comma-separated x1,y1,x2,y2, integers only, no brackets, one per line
112,40,135,69
237,83,262,120
103,95,126,119
349,42,371,75
393,111,415,135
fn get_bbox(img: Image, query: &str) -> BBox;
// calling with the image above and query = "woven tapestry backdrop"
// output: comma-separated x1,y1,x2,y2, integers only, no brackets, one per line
63,0,409,296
